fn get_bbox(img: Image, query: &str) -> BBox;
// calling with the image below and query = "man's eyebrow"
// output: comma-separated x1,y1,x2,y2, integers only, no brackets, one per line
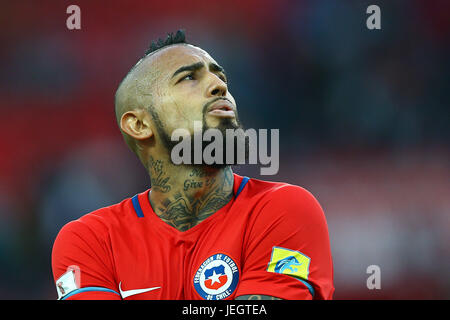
171,62,227,79
171,62,204,79
209,62,226,75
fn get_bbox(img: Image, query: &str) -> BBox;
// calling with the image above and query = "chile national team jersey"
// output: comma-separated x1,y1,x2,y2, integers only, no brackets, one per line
52,174,334,300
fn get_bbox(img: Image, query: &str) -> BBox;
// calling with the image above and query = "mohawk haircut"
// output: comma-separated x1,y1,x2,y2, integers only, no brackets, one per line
144,29,187,56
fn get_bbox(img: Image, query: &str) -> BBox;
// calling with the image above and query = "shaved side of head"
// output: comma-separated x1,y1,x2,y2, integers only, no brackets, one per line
114,60,147,156
114,30,189,158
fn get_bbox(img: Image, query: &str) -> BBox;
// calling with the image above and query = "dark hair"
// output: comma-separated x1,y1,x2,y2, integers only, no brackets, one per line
144,29,187,56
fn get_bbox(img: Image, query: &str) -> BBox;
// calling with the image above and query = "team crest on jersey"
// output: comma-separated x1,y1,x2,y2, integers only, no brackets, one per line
193,253,239,300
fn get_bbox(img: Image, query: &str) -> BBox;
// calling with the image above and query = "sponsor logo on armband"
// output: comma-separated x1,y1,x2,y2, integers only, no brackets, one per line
267,246,311,280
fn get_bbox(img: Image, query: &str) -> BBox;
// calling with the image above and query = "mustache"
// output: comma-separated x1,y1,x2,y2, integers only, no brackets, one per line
202,97,233,114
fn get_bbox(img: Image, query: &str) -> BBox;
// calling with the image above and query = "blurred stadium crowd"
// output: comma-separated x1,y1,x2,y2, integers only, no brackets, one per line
0,0,448,299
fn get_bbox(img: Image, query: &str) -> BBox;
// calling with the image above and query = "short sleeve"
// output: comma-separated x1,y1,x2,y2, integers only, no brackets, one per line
235,185,334,300
51,217,121,300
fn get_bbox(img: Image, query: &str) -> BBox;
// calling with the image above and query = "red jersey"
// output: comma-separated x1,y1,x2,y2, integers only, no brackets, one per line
52,174,334,300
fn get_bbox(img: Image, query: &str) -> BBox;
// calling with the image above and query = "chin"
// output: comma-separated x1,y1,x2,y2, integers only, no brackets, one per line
206,118,240,132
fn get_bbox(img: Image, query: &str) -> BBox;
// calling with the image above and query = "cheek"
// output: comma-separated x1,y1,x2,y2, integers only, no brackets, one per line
226,92,236,105
157,92,202,134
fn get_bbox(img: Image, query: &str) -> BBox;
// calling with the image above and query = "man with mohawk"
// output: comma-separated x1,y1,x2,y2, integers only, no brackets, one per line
52,30,334,300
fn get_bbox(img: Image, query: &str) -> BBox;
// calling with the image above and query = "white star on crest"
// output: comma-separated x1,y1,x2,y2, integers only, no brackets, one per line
208,270,222,285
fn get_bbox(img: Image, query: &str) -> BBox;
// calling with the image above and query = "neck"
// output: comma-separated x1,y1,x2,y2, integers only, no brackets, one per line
146,155,234,232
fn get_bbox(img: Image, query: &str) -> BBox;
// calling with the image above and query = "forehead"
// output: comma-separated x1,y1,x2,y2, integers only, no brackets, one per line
143,44,218,77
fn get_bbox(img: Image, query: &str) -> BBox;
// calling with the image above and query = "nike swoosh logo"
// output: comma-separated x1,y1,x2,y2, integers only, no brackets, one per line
119,282,161,299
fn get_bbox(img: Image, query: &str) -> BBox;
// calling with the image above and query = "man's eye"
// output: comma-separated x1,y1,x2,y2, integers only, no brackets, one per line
181,73,195,81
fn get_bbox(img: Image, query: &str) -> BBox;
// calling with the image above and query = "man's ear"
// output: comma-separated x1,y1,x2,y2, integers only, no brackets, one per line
120,109,154,140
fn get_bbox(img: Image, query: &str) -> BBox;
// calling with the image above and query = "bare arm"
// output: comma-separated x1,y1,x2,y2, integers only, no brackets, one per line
235,295,282,300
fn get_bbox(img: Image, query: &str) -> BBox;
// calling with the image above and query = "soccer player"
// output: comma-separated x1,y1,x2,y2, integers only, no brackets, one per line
51,30,334,300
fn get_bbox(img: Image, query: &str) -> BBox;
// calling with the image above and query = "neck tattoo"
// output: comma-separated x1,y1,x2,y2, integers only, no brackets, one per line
148,161,234,232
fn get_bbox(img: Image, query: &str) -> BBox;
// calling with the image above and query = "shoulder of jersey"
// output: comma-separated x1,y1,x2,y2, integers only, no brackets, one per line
243,177,322,216
243,176,312,200
241,177,324,227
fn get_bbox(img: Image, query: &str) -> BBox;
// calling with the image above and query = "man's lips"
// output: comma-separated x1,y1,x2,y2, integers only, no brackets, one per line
207,100,236,118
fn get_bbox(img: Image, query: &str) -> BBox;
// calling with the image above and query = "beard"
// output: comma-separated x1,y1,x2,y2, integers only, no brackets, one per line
148,105,249,168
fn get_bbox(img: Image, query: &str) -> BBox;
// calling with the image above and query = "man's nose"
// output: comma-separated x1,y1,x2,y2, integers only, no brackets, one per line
206,75,227,97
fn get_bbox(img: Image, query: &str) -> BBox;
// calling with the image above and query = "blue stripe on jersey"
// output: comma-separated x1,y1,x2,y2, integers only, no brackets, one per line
132,194,145,218
296,278,315,297
235,176,250,198
61,287,121,300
